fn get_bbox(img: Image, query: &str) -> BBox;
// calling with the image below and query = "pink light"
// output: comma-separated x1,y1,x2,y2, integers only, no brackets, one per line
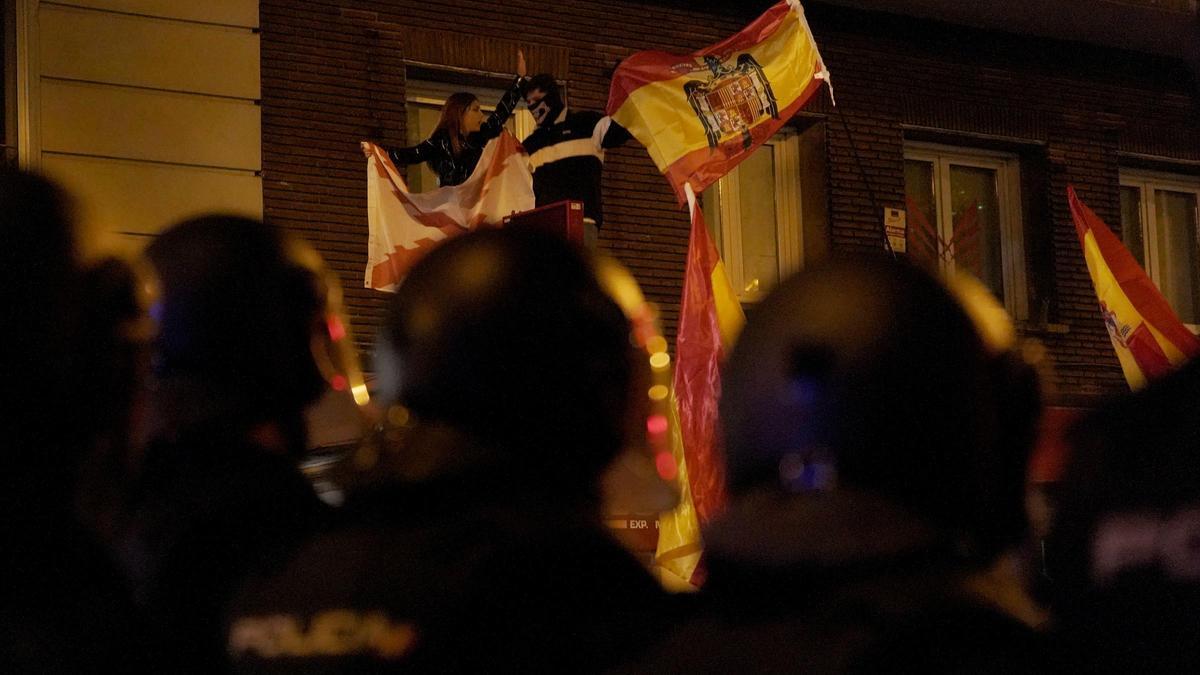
327,315,347,342
655,451,678,480
331,374,348,391
646,414,668,436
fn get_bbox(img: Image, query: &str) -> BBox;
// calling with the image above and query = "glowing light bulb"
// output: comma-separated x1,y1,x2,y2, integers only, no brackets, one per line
647,336,668,354
646,413,668,436
331,374,348,391
387,405,411,427
647,384,669,401
649,352,670,369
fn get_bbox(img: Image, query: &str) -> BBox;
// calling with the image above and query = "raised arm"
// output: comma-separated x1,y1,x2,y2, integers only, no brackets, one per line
477,50,529,141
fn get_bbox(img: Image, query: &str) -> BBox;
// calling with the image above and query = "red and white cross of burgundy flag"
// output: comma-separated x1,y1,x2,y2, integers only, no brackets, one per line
363,131,535,291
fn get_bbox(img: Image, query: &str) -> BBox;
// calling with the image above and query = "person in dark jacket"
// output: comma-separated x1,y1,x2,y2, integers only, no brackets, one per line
120,216,350,672
621,259,1051,674
362,50,527,188
520,73,633,246
0,168,157,673
227,229,676,673
1045,355,1200,674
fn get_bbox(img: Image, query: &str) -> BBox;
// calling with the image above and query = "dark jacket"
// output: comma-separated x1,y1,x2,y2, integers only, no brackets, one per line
2,513,160,673
228,467,677,674
522,110,632,228
618,489,1052,674
1045,356,1200,674
123,420,329,673
385,76,524,188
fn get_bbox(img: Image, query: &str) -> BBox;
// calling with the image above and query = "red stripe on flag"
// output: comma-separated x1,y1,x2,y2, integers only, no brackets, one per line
674,204,730,525
1069,186,1200,358
369,224,466,289
606,1,795,114
1125,321,1175,379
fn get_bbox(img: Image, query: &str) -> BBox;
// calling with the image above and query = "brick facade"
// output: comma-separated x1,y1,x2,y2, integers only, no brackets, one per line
260,0,1200,404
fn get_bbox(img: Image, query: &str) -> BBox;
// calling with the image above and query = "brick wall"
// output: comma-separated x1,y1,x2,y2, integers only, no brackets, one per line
260,0,1200,404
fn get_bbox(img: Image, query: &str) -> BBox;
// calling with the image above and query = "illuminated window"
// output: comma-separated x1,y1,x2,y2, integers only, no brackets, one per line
703,129,804,304
1120,170,1200,328
904,143,1027,318
405,79,534,193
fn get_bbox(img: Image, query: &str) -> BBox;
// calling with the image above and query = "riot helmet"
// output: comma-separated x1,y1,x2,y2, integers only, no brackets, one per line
720,256,1038,562
145,216,365,434
374,228,636,494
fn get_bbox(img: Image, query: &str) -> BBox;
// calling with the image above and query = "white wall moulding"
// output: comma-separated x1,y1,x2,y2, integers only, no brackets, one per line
40,79,261,170
46,0,258,28
40,4,259,99
42,153,262,249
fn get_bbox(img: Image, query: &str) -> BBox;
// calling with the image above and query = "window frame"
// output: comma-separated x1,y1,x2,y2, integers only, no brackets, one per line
706,130,803,304
904,141,1028,319
405,79,535,142
403,78,534,192
1119,168,1200,331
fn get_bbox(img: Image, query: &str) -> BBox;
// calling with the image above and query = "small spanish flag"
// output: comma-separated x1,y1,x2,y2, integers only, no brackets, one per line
1069,186,1200,389
606,0,831,203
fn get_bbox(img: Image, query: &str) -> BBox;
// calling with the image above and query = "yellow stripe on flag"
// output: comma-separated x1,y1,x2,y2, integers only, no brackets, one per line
606,0,830,202
655,389,704,589
1071,186,1200,389
614,12,820,170
1081,230,1190,388
711,260,744,348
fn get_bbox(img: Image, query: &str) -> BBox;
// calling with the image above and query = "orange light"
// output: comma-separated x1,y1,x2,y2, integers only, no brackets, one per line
331,374,348,391
387,405,411,427
648,384,669,401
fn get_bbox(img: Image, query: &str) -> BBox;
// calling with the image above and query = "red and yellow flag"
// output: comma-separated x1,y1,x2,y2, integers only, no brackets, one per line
1069,186,1200,389
606,0,831,203
655,184,746,588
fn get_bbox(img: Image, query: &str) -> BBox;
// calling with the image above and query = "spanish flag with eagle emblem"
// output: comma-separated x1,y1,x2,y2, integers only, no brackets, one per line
605,0,832,203
1069,186,1200,389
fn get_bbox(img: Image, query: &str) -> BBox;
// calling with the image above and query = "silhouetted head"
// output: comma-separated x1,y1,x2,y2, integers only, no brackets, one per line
376,229,634,494
1046,356,1200,671
145,216,328,429
720,257,1039,563
0,168,84,511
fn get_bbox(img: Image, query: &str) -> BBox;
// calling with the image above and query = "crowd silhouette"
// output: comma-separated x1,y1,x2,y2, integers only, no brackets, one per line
2,166,1196,673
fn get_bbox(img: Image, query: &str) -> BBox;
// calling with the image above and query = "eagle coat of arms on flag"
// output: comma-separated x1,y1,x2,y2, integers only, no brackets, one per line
685,54,779,150
607,0,831,202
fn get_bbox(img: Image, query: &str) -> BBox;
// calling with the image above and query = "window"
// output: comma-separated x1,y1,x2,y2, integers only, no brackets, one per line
703,130,803,303
1120,170,1200,328
405,79,534,192
904,143,1027,318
